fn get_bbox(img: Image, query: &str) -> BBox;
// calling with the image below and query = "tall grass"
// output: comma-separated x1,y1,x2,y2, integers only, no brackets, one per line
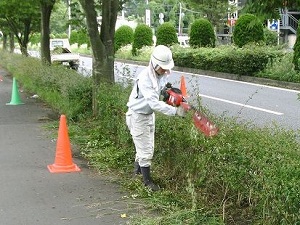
1,50,300,224
0,51,92,121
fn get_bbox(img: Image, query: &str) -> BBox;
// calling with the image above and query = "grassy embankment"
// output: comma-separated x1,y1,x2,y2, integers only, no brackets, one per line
1,47,300,224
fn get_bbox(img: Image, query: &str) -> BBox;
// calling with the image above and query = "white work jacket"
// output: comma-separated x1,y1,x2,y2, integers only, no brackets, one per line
126,64,176,116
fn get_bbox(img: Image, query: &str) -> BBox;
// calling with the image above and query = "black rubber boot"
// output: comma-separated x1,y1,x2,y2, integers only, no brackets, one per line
140,167,159,191
133,161,141,176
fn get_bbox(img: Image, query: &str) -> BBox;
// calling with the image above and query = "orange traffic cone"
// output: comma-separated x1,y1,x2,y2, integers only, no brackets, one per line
48,115,81,173
180,75,188,98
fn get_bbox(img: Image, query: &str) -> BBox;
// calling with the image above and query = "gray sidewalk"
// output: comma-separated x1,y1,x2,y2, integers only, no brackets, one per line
0,68,139,225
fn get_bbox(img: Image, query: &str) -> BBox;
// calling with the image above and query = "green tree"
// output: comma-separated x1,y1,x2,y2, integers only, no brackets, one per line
189,18,216,48
132,23,153,56
233,13,264,47
0,19,11,51
50,0,69,34
0,0,41,56
79,0,121,116
115,25,134,52
242,0,300,21
184,0,229,30
293,25,300,71
124,0,194,35
156,22,178,46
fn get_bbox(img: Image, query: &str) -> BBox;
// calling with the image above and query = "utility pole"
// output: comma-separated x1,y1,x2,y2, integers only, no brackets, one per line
178,2,182,35
145,0,151,26
68,0,71,39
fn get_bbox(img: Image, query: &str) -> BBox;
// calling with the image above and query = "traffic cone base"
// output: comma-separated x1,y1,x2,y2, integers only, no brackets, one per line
180,75,188,98
47,163,80,173
6,77,24,105
48,115,81,173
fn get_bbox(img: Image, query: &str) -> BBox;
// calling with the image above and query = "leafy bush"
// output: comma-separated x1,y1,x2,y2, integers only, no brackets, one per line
70,29,90,48
257,52,300,82
132,24,153,56
264,28,278,46
116,44,289,79
115,25,134,52
293,25,300,71
29,33,41,45
156,22,178,46
172,45,282,76
233,14,264,47
189,18,216,48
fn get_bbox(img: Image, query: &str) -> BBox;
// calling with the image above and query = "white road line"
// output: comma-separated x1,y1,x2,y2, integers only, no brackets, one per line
199,94,284,116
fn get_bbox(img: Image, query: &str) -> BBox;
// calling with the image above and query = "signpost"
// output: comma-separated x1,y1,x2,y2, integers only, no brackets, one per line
159,12,164,25
145,9,151,26
228,0,238,33
267,19,280,45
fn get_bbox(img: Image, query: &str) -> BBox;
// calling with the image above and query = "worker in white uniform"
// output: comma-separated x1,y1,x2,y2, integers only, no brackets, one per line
126,45,186,191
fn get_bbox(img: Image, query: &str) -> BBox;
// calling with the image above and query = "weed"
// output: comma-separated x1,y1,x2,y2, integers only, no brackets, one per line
1,50,300,224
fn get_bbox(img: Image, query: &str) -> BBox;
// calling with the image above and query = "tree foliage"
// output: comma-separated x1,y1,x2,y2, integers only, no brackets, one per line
242,0,300,21
132,23,153,55
293,25,300,71
156,22,178,46
233,13,264,47
184,0,229,30
189,18,216,48
115,25,134,52
0,0,41,55
124,0,195,35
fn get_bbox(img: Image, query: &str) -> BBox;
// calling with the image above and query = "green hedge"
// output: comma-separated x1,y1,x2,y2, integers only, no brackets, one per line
172,45,283,76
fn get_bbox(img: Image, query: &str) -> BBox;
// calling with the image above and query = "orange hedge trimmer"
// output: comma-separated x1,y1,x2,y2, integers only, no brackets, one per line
161,85,219,137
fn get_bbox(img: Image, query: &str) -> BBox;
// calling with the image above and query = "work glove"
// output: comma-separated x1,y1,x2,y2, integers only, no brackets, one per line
176,105,186,117
165,82,172,88
160,83,173,102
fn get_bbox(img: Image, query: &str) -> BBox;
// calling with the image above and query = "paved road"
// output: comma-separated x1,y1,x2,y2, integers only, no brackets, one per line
0,67,138,225
110,61,300,131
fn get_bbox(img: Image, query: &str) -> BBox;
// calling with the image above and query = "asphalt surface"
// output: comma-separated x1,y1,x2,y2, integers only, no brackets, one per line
0,67,139,225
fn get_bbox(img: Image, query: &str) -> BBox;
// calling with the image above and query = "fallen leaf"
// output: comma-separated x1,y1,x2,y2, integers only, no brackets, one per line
120,213,127,218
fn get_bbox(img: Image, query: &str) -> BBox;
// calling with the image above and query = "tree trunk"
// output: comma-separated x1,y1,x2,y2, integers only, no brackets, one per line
2,34,7,51
9,32,14,53
79,0,119,117
100,0,118,83
40,0,55,65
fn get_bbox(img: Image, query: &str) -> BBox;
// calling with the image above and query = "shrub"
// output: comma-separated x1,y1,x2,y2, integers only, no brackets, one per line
189,18,216,48
264,28,278,46
156,22,178,46
132,24,153,56
293,25,300,71
172,45,282,76
70,29,90,47
115,25,134,52
233,14,264,47
30,33,41,45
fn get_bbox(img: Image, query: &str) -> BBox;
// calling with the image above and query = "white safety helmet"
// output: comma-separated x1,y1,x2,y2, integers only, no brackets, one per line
151,45,174,70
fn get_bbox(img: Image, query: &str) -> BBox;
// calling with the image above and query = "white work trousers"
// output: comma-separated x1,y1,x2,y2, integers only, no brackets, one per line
126,110,155,167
